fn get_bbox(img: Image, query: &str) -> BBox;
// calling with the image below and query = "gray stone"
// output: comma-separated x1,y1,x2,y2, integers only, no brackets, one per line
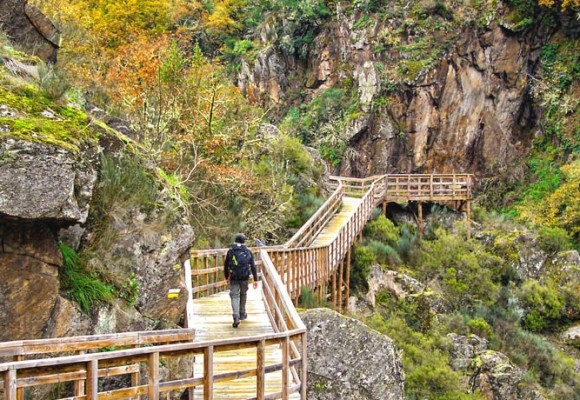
0,139,97,222
0,0,60,62
448,333,489,371
301,308,404,400
468,350,523,400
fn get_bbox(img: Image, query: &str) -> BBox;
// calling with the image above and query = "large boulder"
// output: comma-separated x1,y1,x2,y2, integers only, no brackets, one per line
0,0,60,62
0,138,97,223
301,308,404,400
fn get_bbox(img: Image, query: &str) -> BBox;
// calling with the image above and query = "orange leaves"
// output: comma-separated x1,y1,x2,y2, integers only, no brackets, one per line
105,35,170,105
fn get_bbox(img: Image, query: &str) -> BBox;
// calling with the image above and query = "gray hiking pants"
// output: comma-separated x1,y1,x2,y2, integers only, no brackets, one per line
229,280,249,320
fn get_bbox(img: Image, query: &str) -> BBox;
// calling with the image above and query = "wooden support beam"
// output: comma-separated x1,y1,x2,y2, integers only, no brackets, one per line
300,333,307,400
148,352,159,400
345,246,351,308
203,346,213,400
282,337,289,400
4,369,17,400
86,360,98,400
466,200,471,240
256,340,265,400
418,201,423,239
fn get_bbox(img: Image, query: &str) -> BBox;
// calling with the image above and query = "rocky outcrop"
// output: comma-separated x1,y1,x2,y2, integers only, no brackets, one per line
448,333,547,400
448,333,490,371
238,2,556,181
0,138,97,222
0,0,60,62
469,350,524,400
365,265,450,314
301,308,404,400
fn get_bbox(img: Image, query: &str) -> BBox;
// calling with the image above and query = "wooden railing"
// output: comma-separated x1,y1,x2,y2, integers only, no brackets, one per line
268,176,379,307
332,174,473,204
190,179,345,300
0,331,305,400
0,329,195,400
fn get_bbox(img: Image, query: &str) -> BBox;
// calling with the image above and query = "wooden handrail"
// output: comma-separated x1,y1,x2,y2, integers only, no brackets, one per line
0,329,195,359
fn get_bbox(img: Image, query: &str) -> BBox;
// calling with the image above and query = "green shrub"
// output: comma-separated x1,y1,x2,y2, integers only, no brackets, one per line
537,226,572,253
298,286,328,309
59,243,114,314
364,215,400,246
368,314,484,400
350,245,376,290
519,280,564,332
467,317,493,338
367,240,402,265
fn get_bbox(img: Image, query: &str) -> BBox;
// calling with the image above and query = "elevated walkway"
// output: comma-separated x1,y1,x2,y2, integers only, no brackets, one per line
0,174,473,400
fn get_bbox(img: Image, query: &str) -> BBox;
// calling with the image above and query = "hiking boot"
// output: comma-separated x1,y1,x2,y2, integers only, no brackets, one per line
240,312,248,320
233,318,240,328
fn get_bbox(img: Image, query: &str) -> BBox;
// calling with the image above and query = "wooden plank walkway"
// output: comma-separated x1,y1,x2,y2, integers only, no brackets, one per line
191,285,300,400
189,195,363,399
310,196,362,247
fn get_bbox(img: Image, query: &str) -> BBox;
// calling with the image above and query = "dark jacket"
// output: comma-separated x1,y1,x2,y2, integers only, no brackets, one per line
224,243,258,281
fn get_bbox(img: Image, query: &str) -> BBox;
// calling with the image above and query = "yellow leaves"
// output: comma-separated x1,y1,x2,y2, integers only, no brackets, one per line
519,160,580,240
204,0,247,34
538,0,580,10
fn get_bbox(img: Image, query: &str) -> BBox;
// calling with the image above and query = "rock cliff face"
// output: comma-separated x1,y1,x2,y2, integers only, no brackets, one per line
238,2,560,180
301,308,404,400
0,0,60,62
0,85,194,340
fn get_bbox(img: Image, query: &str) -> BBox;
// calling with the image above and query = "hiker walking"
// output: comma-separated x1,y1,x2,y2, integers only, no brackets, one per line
225,233,259,328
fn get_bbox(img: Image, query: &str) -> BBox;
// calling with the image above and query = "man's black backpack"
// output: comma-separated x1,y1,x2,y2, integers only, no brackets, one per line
228,245,251,281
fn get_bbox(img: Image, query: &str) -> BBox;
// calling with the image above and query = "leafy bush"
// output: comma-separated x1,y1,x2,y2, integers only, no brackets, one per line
367,240,402,265
519,280,564,332
368,314,484,400
59,243,114,313
364,214,400,246
350,245,376,290
467,317,493,339
537,226,572,253
409,228,502,309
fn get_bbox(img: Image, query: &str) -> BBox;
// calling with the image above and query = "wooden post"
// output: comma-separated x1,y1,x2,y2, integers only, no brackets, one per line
86,360,98,400
73,352,86,398
345,246,351,307
301,333,307,400
4,369,17,400
418,201,423,239
13,355,23,400
282,337,289,400
148,352,159,400
337,257,344,312
382,200,387,216
257,340,265,400
466,200,471,240
204,346,214,400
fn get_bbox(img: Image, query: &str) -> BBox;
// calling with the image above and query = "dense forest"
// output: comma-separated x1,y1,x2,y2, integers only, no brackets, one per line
0,0,578,399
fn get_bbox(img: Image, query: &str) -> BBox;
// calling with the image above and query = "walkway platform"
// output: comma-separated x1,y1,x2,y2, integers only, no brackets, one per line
191,286,299,399
310,196,362,247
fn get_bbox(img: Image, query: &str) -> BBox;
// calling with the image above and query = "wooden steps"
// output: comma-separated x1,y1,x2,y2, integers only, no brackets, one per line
191,288,300,400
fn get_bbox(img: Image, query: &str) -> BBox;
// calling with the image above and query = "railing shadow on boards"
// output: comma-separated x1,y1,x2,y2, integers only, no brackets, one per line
189,178,345,300
0,255,307,400
0,329,195,400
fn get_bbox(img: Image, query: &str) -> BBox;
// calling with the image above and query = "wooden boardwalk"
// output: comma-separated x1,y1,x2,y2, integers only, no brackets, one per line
0,174,472,400
191,287,299,399
310,196,362,247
